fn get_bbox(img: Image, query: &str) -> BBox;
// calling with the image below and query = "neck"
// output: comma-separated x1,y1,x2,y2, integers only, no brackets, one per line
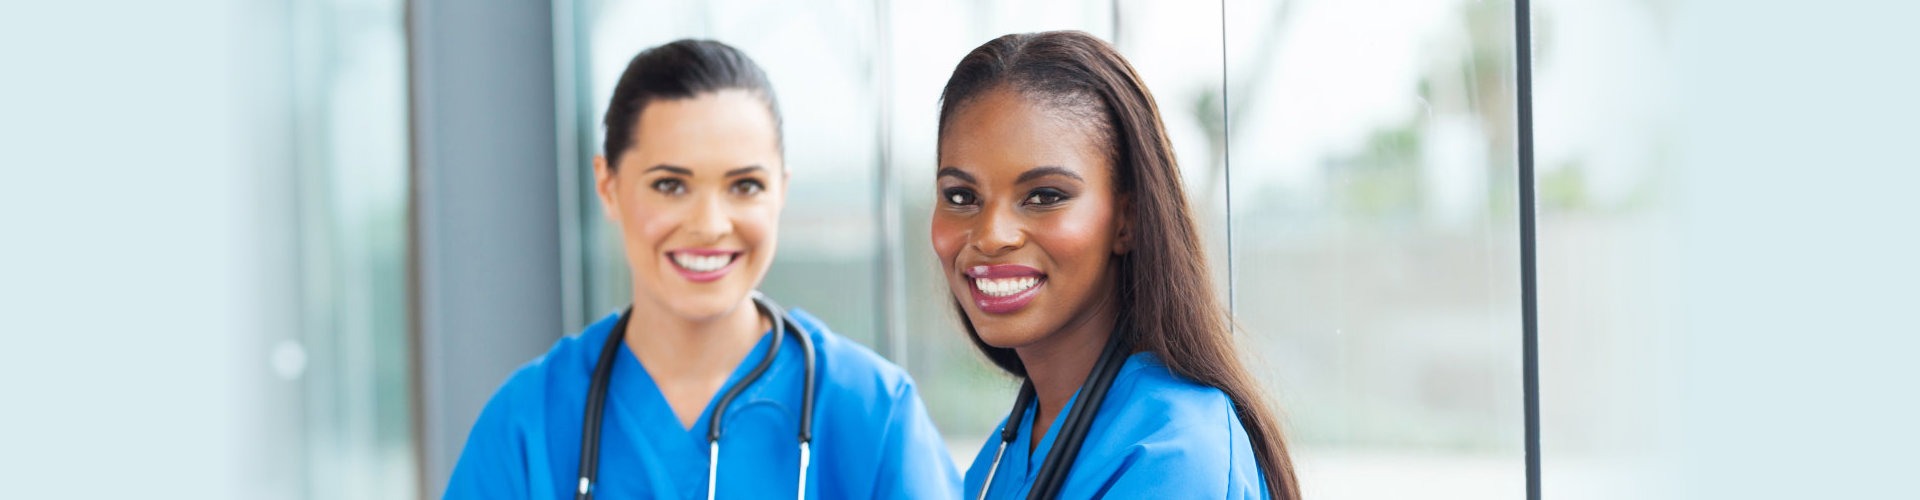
623,294,769,382
1015,292,1119,451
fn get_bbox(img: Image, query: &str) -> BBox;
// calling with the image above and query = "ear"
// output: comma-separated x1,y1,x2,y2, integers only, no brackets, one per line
1112,193,1134,255
593,155,621,223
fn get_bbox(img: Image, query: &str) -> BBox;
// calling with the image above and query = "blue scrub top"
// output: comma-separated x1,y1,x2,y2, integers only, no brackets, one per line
963,352,1269,500
446,308,961,500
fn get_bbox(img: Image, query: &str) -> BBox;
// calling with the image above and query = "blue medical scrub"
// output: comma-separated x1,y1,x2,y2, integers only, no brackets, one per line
446,308,960,500
963,352,1268,500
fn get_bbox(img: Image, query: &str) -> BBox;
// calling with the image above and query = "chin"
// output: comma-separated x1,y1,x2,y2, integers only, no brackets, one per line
966,313,1052,349
661,291,744,320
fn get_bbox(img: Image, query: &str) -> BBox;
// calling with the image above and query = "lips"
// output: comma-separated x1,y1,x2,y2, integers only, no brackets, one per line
668,248,743,283
964,264,1046,314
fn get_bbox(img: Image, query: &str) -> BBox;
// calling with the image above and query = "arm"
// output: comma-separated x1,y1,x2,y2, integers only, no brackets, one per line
442,381,532,500
1089,406,1262,500
866,379,963,500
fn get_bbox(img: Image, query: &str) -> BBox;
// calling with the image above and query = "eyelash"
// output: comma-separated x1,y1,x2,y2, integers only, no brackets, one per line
651,178,686,195
943,188,977,206
1024,188,1067,206
650,178,767,197
731,179,765,196
940,187,1070,207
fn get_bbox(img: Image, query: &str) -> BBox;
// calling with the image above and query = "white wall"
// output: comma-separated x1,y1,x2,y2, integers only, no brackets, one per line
0,1,295,497
1665,0,1920,496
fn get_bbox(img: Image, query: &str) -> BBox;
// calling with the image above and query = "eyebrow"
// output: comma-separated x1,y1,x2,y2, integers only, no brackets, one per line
642,164,766,177
937,166,976,184
643,164,692,176
1016,166,1083,184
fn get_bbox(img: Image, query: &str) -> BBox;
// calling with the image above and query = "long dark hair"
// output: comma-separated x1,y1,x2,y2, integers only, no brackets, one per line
602,38,782,167
937,31,1300,500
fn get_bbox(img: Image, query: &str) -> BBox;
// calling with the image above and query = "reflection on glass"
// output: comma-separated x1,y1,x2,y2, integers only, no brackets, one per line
1532,0,1675,498
1225,0,1525,497
283,0,417,498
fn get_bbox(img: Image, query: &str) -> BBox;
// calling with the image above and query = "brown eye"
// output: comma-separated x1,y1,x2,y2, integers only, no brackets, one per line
943,188,977,206
1023,188,1067,206
651,178,687,195
731,179,765,196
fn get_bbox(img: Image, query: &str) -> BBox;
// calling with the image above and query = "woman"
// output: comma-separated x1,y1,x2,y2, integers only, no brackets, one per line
446,39,959,500
932,32,1300,499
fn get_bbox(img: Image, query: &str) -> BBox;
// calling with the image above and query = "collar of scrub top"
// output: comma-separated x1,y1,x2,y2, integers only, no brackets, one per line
575,291,818,500
977,316,1132,500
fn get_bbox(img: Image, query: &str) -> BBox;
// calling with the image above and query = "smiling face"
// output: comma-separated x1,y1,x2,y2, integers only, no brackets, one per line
594,89,785,322
933,86,1132,350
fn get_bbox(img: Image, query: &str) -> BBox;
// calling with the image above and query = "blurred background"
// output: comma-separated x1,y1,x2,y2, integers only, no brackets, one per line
2,0,1915,499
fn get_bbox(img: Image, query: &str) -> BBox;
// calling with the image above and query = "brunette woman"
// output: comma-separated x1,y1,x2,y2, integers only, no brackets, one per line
932,31,1299,500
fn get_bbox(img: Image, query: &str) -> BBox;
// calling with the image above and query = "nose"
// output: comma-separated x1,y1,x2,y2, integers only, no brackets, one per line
972,203,1025,257
684,191,731,243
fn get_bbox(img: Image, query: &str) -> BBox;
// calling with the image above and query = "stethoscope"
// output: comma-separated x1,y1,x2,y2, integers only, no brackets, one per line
575,291,818,500
975,318,1132,500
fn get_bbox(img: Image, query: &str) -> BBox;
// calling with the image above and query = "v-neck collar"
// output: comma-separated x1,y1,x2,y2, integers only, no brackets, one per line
1014,388,1082,483
607,328,779,456
991,352,1157,498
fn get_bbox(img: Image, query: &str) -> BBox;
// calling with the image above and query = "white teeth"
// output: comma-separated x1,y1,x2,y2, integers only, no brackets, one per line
672,253,734,273
974,276,1039,297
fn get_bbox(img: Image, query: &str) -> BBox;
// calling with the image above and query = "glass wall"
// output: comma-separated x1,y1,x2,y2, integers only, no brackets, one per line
13,1,1916,499
1529,1,1920,499
281,0,419,497
1223,0,1525,497
563,0,1529,495
1530,0,1676,498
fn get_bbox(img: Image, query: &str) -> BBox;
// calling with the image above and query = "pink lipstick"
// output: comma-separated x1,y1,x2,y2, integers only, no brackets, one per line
668,248,742,283
965,264,1046,314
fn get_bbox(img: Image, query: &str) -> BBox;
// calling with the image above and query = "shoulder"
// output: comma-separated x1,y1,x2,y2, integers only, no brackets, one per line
1111,352,1238,431
785,307,921,404
1097,353,1263,489
480,312,621,420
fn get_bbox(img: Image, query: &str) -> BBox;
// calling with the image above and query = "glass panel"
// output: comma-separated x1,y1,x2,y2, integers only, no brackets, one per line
1111,0,1234,325
1530,1,1675,498
1533,1,1920,498
285,0,418,497
1223,0,1526,497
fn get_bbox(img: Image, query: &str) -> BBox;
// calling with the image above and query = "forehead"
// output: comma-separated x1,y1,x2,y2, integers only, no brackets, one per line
938,88,1109,180
622,89,781,170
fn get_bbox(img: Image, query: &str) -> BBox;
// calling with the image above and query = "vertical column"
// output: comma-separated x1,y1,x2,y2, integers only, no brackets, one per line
1513,0,1542,499
407,0,564,497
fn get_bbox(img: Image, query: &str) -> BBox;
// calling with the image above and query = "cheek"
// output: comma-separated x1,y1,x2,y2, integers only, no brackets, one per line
1033,204,1115,272
623,195,678,250
736,206,777,251
929,215,966,264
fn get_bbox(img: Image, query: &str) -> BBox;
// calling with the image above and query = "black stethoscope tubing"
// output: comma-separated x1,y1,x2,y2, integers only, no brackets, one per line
977,318,1131,500
575,292,817,500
